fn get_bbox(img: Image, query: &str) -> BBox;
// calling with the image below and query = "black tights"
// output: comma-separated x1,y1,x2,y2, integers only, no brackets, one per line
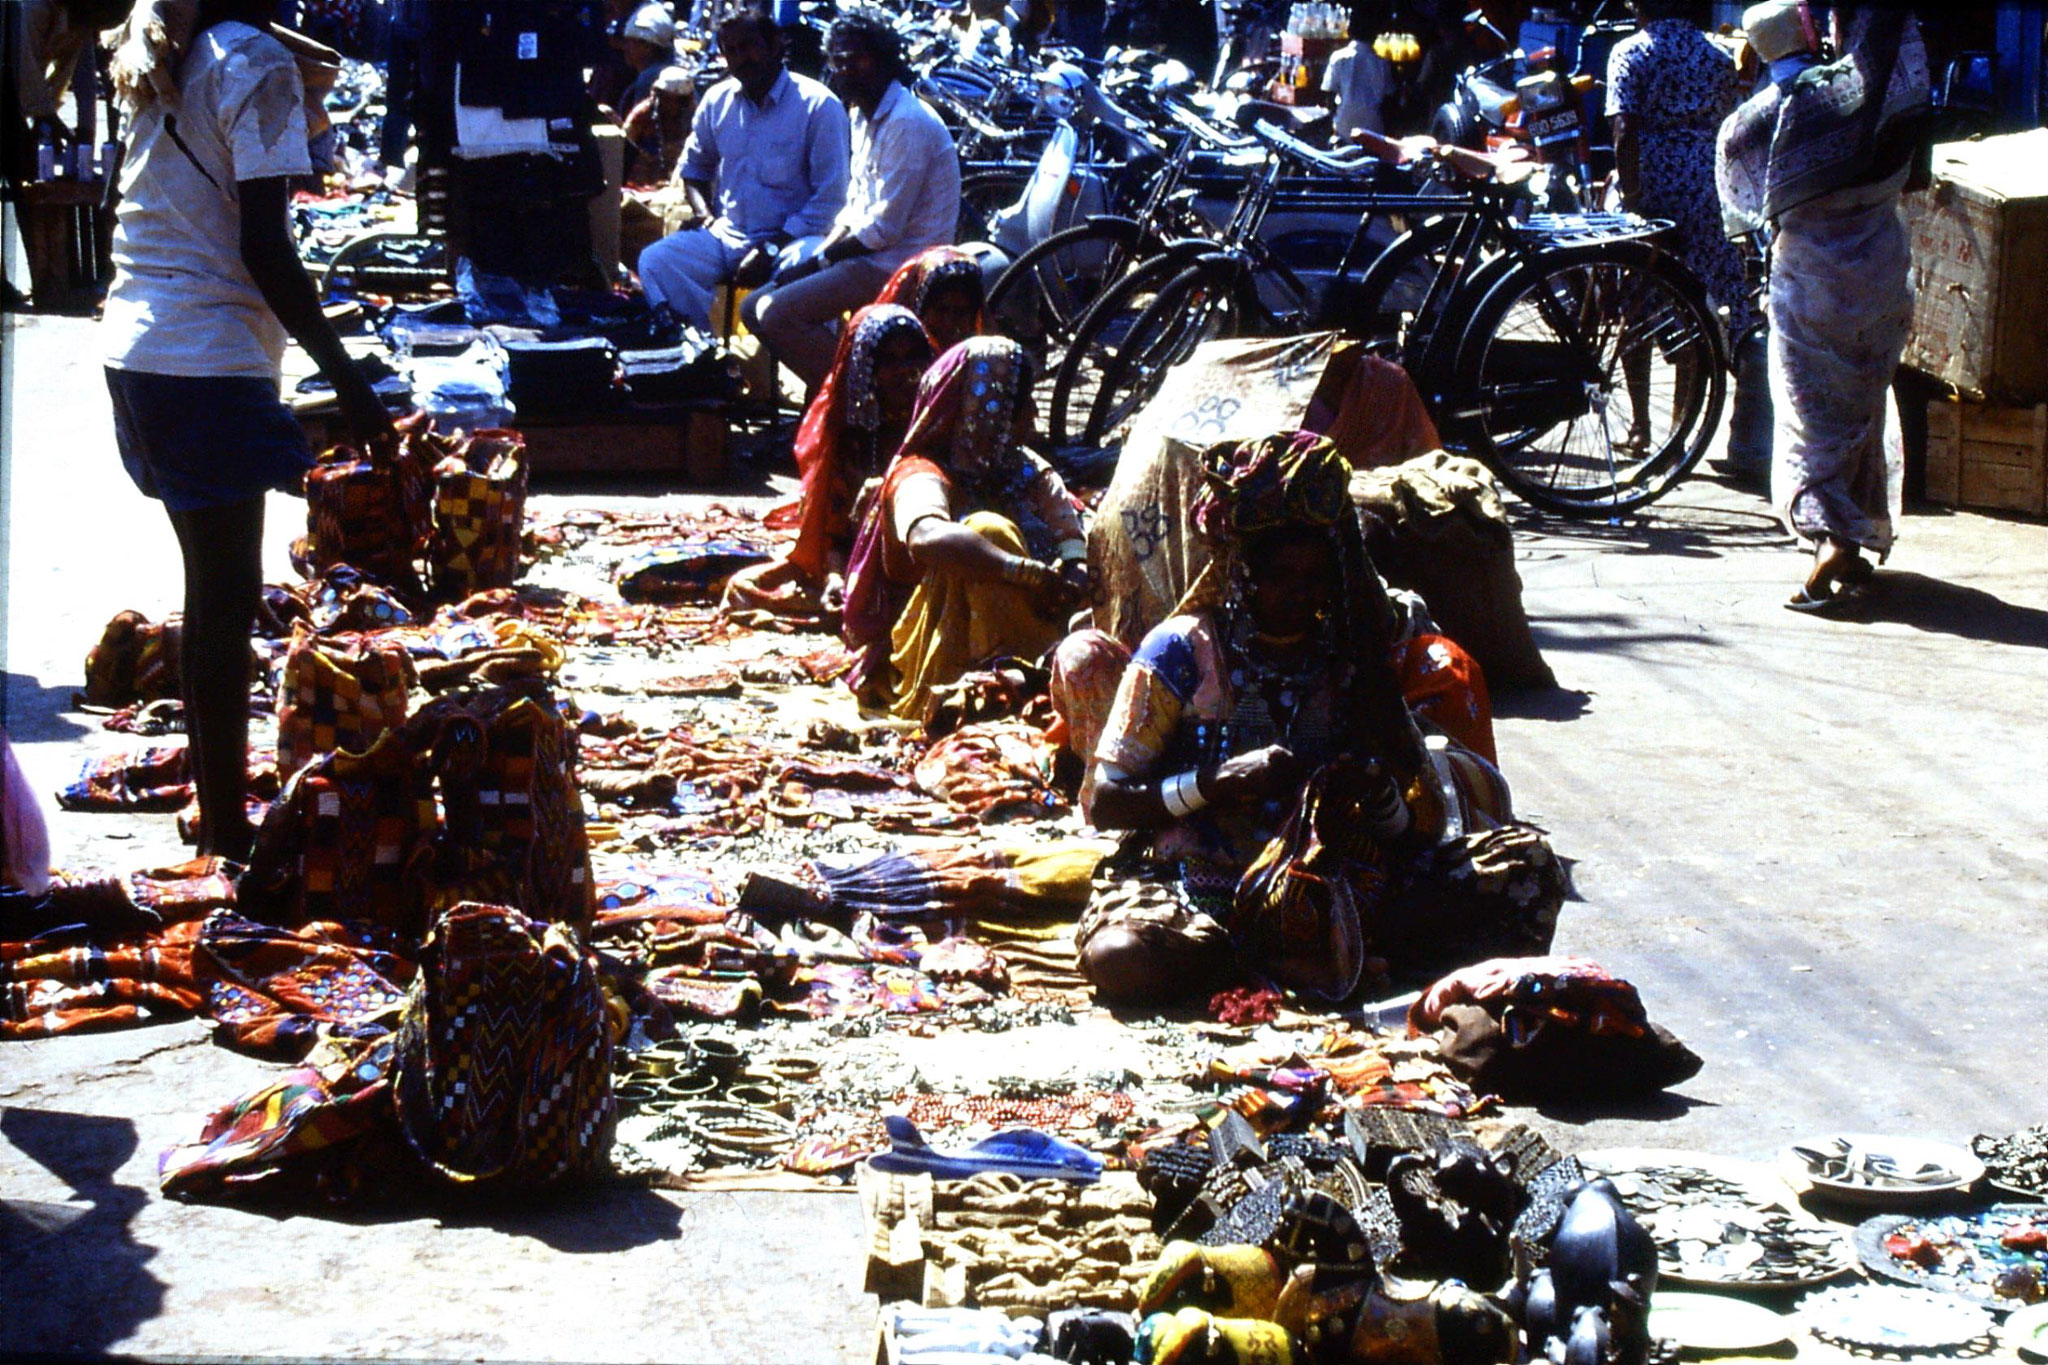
167,499,265,861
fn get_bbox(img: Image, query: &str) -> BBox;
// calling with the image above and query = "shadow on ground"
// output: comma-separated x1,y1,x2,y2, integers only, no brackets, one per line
1533,1090,1715,1126
2,673,90,743
1842,571,2048,648
436,1183,686,1252
0,1108,164,1356
1510,502,1790,561
1494,687,1594,722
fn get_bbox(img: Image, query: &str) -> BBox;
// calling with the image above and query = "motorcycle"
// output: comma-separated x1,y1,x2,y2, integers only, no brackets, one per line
1430,16,1597,215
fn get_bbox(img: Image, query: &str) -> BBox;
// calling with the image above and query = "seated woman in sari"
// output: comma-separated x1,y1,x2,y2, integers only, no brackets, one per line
843,336,1089,721
723,305,933,625
875,245,986,353
1076,434,1559,1007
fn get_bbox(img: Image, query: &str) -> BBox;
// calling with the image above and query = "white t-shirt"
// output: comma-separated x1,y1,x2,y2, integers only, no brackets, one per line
103,21,312,381
1323,42,1390,138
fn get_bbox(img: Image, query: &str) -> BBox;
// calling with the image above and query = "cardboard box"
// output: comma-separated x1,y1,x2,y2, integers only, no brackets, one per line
1924,396,2048,516
1903,131,2048,403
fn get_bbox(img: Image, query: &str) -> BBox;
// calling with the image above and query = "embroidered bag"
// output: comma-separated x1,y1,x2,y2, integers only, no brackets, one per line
1231,768,1370,1002
428,430,529,601
82,610,183,707
239,727,438,941
391,902,615,1187
303,417,444,599
275,624,417,777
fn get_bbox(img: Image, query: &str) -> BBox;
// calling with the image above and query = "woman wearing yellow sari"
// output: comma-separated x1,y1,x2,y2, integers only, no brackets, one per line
842,336,1089,721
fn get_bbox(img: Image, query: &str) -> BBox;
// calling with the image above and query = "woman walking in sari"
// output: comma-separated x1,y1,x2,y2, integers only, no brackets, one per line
1718,2,1930,611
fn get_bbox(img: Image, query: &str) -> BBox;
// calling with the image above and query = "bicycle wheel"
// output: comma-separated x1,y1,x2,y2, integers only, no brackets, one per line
1342,217,1459,357
1048,252,1196,449
1082,259,1246,448
986,219,1146,361
957,171,1029,245
1450,242,1726,516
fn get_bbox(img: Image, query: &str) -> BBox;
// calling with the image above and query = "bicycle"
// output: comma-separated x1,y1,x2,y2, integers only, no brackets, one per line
1083,118,1727,517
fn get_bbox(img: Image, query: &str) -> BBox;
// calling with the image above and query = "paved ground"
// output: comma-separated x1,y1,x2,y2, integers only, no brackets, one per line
4,312,2047,1361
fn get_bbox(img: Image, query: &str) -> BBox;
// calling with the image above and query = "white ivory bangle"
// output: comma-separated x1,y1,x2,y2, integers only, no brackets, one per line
1161,769,1208,819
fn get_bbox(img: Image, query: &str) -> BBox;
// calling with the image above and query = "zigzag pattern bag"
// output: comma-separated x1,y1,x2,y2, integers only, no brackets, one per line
392,902,614,1187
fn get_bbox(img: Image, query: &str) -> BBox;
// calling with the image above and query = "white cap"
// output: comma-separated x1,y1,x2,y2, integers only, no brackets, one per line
652,66,694,97
622,2,677,49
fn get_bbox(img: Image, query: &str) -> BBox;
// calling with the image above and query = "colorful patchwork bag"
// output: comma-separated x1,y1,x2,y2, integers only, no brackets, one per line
239,727,438,942
302,417,445,599
391,902,615,1188
409,684,592,927
275,625,417,778
81,610,183,707
1231,768,1372,1003
428,430,528,601
467,690,591,928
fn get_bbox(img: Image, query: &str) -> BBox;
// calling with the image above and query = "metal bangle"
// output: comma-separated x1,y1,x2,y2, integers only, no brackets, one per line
1161,769,1207,819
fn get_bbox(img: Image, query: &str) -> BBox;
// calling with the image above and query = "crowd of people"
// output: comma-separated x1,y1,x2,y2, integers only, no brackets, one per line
0,0,1940,1005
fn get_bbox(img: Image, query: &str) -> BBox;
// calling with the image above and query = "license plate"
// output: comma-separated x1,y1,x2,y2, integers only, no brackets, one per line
1529,109,1580,145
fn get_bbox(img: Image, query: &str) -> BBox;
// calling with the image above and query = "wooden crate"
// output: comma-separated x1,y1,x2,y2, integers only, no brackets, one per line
1924,396,2048,516
296,404,729,482
1903,131,2048,403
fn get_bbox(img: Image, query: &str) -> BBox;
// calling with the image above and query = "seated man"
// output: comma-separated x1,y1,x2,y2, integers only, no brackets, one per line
635,5,849,332
744,12,960,390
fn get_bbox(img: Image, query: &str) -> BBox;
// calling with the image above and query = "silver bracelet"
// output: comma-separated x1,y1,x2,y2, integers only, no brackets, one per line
1161,769,1208,819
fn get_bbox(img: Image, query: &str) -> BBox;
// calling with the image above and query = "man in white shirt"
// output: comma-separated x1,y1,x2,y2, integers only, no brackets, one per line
743,12,960,389
636,6,850,331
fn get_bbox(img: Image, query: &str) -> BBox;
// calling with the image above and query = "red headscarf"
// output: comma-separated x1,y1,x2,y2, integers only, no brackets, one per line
778,304,932,580
876,246,986,340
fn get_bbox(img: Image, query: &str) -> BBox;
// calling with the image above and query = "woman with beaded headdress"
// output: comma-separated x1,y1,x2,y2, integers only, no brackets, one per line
722,304,934,625
841,335,1090,721
1074,433,1561,1007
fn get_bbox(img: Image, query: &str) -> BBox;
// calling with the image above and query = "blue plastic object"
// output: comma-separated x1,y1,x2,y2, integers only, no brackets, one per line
868,1115,1104,1184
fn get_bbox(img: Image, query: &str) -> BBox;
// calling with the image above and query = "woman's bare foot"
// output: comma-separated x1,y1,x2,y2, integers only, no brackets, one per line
1804,537,1868,599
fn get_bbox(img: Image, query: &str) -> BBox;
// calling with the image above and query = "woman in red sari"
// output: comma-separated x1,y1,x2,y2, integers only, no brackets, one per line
875,246,986,354
723,305,933,624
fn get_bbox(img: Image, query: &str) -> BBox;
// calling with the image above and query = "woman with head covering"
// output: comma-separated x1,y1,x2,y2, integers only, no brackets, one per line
875,245,987,355
724,304,934,625
1075,433,1557,1007
1718,2,1930,611
842,335,1090,721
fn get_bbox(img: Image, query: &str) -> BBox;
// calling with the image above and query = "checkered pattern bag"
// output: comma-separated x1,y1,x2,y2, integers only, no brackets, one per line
275,625,417,778
82,611,183,707
240,727,439,940
391,902,615,1188
438,689,592,928
428,431,528,601
303,419,446,599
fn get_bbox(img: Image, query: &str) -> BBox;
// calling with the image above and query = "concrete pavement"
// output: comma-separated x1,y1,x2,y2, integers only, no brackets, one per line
4,312,2046,1361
